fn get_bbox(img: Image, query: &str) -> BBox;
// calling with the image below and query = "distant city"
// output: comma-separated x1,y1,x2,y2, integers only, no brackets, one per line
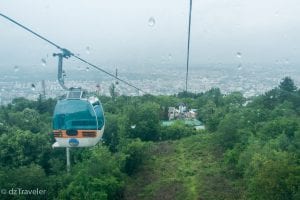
0,63,299,105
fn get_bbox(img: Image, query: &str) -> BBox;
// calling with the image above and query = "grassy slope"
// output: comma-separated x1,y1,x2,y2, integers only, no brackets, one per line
124,133,242,200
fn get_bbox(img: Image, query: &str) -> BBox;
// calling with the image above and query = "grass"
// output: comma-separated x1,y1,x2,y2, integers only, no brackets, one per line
124,132,242,200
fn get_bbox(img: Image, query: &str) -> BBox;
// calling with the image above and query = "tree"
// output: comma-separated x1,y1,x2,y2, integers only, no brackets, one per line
245,150,299,200
279,77,297,92
58,146,125,200
102,113,122,152
205,88,224,107
0,129,52,170
127,102,160,141
109,83,118,100
259,117,298,140
159,121,197,140
215,113,243,149
122,139,149,175
223,91,245,108
0,164,50,199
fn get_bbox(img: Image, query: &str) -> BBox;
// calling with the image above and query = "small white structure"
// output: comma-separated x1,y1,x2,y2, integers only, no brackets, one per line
168,105,198,120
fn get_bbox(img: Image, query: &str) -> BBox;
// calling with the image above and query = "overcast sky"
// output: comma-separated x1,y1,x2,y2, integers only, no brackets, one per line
0,0,299,73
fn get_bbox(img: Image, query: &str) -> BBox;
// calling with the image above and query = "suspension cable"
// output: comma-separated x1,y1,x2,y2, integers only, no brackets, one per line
185,0,193,92
0,13,146,94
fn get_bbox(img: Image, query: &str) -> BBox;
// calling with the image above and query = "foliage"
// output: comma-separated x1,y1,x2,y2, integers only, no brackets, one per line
159,121,198,140
279,76,297,92
0,76,299,199
120,138,150,175
125,102,161,141
58,146,125,200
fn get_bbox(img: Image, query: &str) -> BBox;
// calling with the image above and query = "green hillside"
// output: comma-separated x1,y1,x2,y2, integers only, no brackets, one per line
0,77,299,200
124,133,236,200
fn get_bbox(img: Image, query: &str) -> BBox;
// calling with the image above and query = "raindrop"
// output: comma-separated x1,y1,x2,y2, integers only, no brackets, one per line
41,58,47,66
131,125,136,129
237,64,243,70
284,59,289,65
86,66,90,72
168,54,172,60
86,46,90,54
148,17,156,27
31,83,36,91
14,65,19,72
236,52,242,58
62,70,66,77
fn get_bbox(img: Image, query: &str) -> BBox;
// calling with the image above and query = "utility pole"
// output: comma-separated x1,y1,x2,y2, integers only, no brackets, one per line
66,147,70,173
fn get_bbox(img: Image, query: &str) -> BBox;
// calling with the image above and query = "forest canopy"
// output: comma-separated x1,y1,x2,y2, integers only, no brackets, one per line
0,77,299,200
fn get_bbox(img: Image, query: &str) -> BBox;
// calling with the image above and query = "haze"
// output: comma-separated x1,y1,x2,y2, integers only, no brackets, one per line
0,0,299,74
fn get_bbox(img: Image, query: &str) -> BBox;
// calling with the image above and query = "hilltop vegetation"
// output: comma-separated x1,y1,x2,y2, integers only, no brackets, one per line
0,77,299,200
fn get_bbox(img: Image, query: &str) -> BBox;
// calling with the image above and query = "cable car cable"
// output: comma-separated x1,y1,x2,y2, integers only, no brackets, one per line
73,54,145,93
0,13,62,50
185,0,193,92
0,13,146,94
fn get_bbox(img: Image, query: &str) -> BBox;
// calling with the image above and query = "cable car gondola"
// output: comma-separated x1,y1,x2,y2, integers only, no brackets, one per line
52,88,105,148
50,51,105,148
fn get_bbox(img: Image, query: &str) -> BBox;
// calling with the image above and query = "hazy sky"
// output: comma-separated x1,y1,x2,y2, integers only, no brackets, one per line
1,0,299,73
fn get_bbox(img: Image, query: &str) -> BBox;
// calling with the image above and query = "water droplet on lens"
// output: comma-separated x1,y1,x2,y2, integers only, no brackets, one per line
168,54,172,60
86,66,90,72
148,17,156,27
31,83,36,91
41,58,47,66
236,52,242,58
284,59,289,65
14,65,19,72
131,124,136,129
237,64,242,70
86,46,90,54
